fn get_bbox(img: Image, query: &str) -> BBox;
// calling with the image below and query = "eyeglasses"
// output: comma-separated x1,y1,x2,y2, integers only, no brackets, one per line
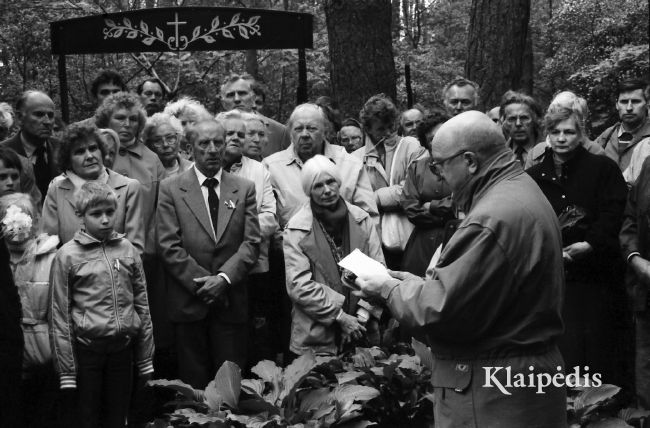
151,134,179,148
504,115,532,125
428,150,467,177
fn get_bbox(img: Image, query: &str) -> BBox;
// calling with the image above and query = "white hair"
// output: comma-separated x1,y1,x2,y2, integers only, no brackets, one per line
301,154,341,196
164,96,212,122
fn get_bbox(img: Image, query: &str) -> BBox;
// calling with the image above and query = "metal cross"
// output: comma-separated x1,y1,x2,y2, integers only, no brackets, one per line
166,12,187,49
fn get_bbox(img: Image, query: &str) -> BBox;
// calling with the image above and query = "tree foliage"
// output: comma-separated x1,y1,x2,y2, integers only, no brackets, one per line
0,0,647,130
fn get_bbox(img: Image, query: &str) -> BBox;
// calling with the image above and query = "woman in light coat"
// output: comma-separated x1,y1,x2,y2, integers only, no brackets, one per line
283,155,384,356
41,122,143,252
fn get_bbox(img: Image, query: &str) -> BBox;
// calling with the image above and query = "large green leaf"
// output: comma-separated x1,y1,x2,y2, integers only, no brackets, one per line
241,378,266,397
586,417,632,428
336,370,364,385
411,338,434,371
204,380,223,411
251,359,283,404
574,384,621,410
298,387,331,413
279,351,318,404
147,379,202,402
213,361,242,410
332,384,380,409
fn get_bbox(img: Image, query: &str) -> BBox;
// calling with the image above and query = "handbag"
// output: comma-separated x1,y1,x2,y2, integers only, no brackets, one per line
380,138,415,251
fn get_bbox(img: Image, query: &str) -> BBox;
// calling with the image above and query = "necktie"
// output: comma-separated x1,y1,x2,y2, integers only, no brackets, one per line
619,132,633,154
514,145,525,167
203,177,219,237
33,144,48,197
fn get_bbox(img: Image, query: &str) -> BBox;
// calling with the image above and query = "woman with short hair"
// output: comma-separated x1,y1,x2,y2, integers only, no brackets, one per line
283,155,384,356
526,106,628,387
96,92,164,261
41,122,143,252
143,113,192,178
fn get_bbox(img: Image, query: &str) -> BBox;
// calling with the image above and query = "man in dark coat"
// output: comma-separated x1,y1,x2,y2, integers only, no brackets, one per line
0,91,59,197
356,111,567,427
620,156,650,408
156,119,260,388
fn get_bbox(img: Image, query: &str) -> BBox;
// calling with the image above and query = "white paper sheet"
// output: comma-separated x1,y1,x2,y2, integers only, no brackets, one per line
338,249,391,282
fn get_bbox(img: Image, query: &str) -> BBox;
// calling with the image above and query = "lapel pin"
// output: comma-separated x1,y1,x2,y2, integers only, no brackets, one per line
225,200,235,209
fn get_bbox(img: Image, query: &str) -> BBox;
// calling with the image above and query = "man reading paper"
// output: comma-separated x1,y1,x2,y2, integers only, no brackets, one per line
355,111,566,428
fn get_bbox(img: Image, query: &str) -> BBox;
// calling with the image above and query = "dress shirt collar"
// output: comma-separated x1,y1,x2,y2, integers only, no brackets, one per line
286,142,337,167
194,165,222,186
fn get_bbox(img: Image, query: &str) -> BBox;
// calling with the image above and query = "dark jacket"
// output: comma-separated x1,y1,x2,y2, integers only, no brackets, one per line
400,155,453,228
620,156,650,310
0,132,60,198
527,146,627,281
379,151,567,427
156,168,261,323
0,241,23,351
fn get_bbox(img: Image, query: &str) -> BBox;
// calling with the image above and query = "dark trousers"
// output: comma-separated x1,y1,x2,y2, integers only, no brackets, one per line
75,343,134,428
636,310,650,408
0,344,22,427
175,313,247,389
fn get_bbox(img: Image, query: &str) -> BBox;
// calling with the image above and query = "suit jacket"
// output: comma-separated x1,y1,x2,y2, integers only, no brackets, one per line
41,169,145,253
260,114,290,158
0,132,58,201
156,168,261,323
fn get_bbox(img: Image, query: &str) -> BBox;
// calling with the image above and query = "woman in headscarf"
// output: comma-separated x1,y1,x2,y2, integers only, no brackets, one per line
283,155,384,356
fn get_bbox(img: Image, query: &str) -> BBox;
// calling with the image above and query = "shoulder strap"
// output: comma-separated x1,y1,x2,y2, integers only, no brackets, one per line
389,138,406,186
600,124,619,150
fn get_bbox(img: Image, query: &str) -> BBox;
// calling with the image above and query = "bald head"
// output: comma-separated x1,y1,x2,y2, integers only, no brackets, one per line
432,111,505,157
16,90,55,143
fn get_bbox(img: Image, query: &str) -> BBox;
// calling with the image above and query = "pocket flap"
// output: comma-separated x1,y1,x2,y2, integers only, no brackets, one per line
431,359,472,392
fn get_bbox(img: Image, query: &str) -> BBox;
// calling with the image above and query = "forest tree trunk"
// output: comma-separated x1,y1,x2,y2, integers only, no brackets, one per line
324,0,397,118
465,0,531,109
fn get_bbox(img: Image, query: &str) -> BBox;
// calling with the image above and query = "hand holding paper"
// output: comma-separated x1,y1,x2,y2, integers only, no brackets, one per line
338,249,391,283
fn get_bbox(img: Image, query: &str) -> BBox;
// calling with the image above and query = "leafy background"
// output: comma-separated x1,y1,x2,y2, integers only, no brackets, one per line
0,0,647,137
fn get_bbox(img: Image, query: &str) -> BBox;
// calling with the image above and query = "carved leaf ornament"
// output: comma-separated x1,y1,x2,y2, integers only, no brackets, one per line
102,12,261,50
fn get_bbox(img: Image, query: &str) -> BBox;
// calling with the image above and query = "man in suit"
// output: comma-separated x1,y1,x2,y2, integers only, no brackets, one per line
220,73,290,158
156,119,260,388
0,90,59,198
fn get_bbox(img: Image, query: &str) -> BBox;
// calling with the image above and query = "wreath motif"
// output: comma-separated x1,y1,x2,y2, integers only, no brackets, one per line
102,13,261,50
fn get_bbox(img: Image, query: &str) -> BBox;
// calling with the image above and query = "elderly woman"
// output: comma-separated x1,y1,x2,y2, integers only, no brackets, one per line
164,96,213,159
241,112,268,161
524,90,604,169
96,92,164,262
400,111,454,276
526,106,628,386
284,155,384,356
143,112,193,178
41,122,144,252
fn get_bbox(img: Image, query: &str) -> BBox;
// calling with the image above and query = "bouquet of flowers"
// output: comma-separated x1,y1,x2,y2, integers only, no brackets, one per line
1,204,33,242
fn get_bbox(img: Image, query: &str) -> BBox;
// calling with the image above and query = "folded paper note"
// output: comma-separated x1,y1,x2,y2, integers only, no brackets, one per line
338,249,391,283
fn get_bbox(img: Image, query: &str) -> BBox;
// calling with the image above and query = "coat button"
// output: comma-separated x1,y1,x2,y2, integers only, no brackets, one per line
456,363,468,372
541,173,545,177
561,195,566,199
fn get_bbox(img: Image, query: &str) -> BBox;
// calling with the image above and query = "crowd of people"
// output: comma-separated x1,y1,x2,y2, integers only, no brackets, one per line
0,68,649,427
